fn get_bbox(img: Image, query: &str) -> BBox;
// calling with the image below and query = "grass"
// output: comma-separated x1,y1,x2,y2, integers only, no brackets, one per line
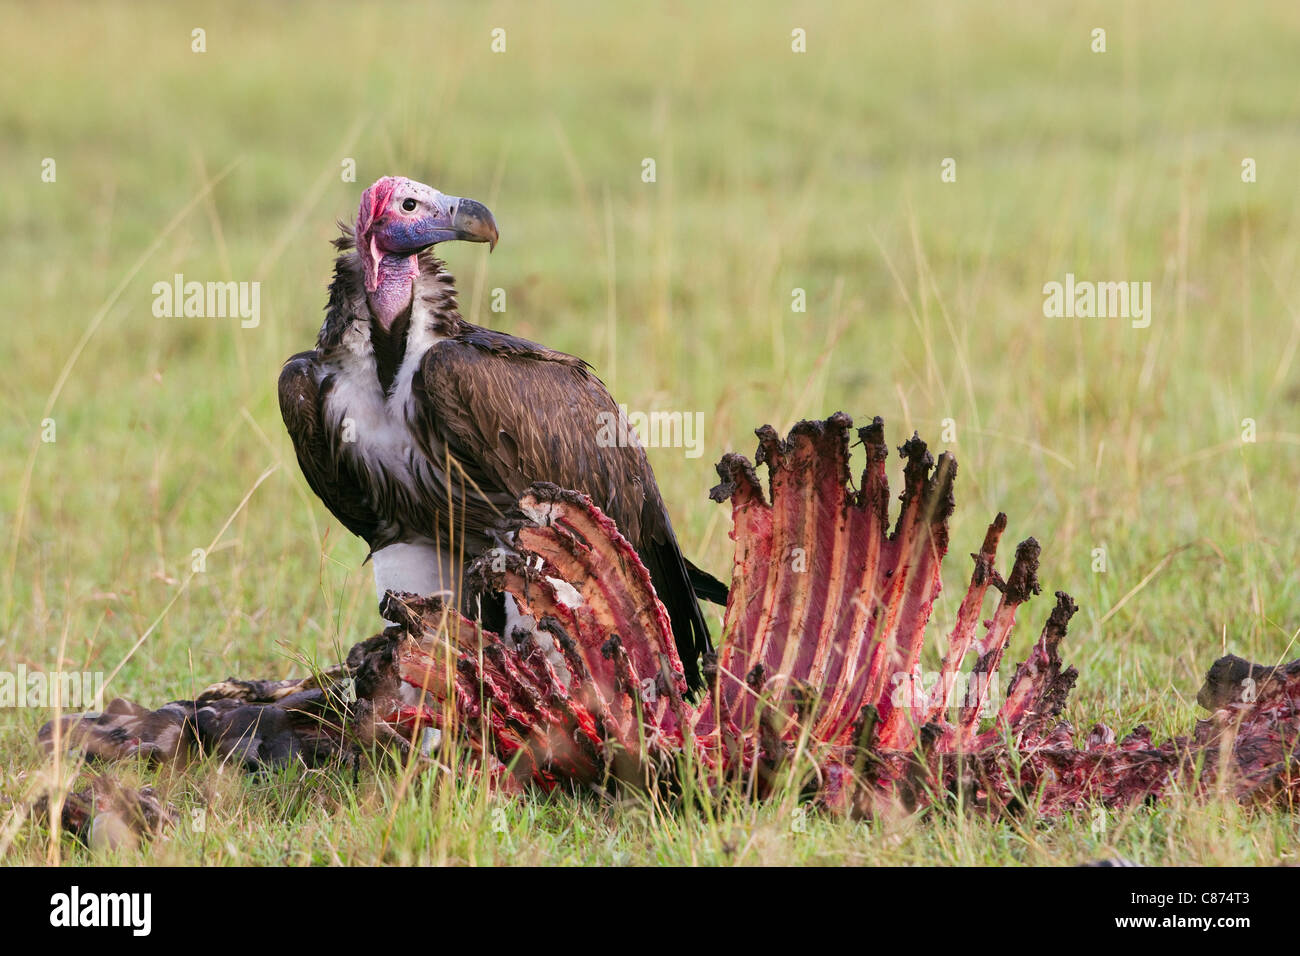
3,0,1300,865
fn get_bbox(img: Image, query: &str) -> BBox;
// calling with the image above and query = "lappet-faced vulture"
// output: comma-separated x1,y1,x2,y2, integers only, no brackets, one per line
278,176,722,691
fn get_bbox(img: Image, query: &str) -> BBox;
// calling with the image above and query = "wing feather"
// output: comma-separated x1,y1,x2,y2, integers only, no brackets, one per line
413,330,713,689
278,352,381,546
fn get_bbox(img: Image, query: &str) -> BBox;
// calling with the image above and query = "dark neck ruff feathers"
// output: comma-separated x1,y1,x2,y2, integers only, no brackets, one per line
317,226,465,361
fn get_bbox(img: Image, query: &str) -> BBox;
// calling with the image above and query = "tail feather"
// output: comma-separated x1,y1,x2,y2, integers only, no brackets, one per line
639,534,713,696
685,558,729,605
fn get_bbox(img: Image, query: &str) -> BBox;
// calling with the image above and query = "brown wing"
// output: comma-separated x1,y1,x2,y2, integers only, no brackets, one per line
278,351,382,547
413,331,645,535
412,329,713,690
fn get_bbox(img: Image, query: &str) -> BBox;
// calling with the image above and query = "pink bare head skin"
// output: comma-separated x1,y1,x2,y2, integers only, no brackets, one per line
354,176,498,329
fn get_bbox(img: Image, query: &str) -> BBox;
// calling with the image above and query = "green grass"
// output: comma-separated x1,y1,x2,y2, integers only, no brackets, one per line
3,0,1300,864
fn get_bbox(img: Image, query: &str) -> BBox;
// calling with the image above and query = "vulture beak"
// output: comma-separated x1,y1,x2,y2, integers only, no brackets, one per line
447,198,499,251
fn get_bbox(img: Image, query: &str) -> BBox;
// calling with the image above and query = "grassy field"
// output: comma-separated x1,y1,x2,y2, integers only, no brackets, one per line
3,0,1300,865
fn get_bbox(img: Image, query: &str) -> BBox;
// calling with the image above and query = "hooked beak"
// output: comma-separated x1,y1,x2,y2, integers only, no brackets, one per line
447,197,498,251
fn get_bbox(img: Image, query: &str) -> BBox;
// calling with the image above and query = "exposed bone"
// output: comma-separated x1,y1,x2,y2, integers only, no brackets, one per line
37,414,1300,824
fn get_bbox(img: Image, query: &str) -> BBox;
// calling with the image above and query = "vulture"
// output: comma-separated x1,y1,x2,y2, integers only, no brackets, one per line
278,176,724,691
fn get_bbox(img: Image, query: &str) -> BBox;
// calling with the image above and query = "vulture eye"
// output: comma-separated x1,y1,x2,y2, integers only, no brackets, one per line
401,198,418,212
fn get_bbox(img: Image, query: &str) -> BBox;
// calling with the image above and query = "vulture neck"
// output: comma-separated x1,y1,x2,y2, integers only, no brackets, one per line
363,252,462,396
367,253,418,332
366,253,417,395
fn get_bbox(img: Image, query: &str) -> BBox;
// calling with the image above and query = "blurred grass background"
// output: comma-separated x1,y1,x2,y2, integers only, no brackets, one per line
3,0,1300,863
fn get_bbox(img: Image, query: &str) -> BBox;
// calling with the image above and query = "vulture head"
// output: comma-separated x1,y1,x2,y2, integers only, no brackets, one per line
355,176,498,311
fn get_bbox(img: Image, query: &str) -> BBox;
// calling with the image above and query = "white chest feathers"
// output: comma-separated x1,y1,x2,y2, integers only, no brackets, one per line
326,281,449,492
